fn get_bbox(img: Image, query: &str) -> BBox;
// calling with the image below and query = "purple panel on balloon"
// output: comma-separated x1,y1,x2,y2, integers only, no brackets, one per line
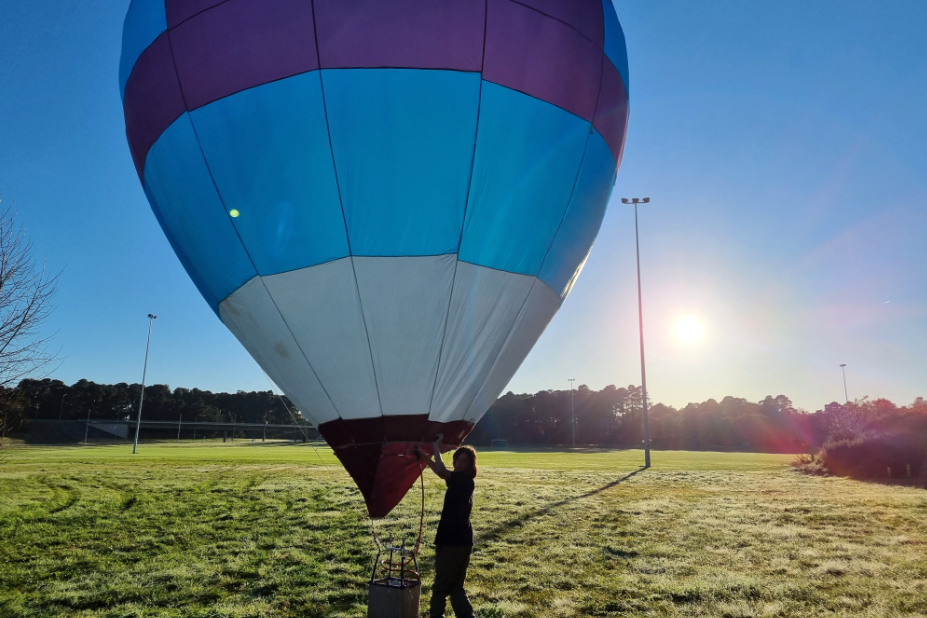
123,32,186,179
165,0,226,29
483,0,601,122
593,56,629,165
169,0,318,111
315,0,485,71
512,0,604,47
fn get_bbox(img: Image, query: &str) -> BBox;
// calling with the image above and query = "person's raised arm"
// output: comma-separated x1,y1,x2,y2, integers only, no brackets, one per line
414,438,450,480
431,438,449,477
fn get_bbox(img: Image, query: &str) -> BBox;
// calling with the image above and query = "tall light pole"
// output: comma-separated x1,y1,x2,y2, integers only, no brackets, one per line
568,378,576,448
839,364,849,404
133,314,157,455
622,197,651,468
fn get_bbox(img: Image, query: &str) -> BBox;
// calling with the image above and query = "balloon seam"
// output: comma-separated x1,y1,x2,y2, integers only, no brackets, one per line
163,29,343,419
426,0,490,419
481,78,598,125
310,0,385,422
533,49,605,293
167,0,234,31
462,277,542,421
505,0,603,49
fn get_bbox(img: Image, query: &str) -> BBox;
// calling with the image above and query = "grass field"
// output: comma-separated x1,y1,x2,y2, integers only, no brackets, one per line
1,442,926,617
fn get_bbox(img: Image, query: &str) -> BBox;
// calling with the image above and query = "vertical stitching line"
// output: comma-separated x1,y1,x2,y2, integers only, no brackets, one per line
310,0,385,420
533,132,592,293
461,5,608,421
164,27,339,425
426,0,490,418
461,277,544,422
533,51,605,297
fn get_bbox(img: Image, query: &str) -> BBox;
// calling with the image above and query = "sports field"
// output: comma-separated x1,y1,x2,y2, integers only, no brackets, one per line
1,443,925,617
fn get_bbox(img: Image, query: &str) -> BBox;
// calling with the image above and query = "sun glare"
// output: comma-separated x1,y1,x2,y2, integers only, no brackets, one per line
675,317,704,342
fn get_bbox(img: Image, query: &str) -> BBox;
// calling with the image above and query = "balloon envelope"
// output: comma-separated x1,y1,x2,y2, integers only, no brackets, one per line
121,0,629,517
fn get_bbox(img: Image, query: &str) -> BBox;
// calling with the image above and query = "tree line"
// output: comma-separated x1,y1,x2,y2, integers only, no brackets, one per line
2,378,924,458
0,378,300,435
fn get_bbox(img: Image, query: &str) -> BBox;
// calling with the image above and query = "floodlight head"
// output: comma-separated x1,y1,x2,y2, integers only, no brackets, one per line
621,198,629,204
632,198,640,204
642,197,650,203
839,363,846,368
148,314,157,320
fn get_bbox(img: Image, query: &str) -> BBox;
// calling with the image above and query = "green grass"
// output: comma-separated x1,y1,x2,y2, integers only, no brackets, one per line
1,442,926,617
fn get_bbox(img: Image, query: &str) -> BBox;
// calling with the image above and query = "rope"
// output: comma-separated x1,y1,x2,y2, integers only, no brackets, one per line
260,370,430,573
368,465,427,583
261,371,326,466
414,465,426,554
370,461,427,559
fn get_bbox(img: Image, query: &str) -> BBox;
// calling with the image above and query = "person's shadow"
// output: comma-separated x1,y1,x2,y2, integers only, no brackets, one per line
475,467,646,546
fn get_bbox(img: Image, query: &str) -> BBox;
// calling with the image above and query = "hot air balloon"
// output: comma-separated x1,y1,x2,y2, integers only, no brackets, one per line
120,0,629,518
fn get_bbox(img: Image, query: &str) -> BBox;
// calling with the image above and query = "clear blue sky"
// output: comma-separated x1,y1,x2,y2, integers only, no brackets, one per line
1,0,924,412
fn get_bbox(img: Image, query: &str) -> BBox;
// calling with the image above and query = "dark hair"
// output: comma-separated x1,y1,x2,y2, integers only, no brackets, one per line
453,446,478,478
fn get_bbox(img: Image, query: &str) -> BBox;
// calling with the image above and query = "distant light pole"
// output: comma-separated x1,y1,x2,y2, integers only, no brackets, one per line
621,197,652,468
177,413,183,442
133,314,157,455
58,393,68,421
568,378,576,448
839,364,849,404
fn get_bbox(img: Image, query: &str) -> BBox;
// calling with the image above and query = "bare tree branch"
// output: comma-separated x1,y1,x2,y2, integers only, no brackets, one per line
0,199,59,390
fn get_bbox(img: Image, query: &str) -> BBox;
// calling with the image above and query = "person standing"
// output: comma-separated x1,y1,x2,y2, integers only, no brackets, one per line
414,439,477,618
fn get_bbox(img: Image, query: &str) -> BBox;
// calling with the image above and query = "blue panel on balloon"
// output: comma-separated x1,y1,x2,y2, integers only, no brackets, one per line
143,114,256,309
459,82,589,276
190,73,350,276
602,0,629,96
143,183,220,313
539,130,616,298
322,68,481,257
119,0,167,99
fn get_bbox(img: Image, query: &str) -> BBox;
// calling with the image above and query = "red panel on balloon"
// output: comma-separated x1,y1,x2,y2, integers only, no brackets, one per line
319,415,474,518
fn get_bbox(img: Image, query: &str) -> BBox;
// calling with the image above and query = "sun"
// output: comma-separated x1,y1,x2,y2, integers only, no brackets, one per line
675,317,704,342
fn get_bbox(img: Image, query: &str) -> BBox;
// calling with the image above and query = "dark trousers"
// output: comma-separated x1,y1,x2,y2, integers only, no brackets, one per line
430,545,473,618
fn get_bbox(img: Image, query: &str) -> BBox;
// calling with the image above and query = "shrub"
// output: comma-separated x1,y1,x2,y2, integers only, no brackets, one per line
791,453,829,475
820,431,926,480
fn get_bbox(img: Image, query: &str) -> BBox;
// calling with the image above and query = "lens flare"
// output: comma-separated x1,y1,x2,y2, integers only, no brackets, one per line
675,317,704,341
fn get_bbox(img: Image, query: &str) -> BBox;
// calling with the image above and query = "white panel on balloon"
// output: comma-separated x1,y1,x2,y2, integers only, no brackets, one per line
262,257,381,420
219,276,340,425
429,262,535,423
353,255,456,417
464,280,562,422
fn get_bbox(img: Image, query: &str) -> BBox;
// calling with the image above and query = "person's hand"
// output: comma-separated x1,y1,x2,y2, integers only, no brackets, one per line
413,446,425,462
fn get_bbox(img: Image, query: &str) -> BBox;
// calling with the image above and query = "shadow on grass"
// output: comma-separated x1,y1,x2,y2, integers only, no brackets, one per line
476,467,647,545
480,445,636,454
